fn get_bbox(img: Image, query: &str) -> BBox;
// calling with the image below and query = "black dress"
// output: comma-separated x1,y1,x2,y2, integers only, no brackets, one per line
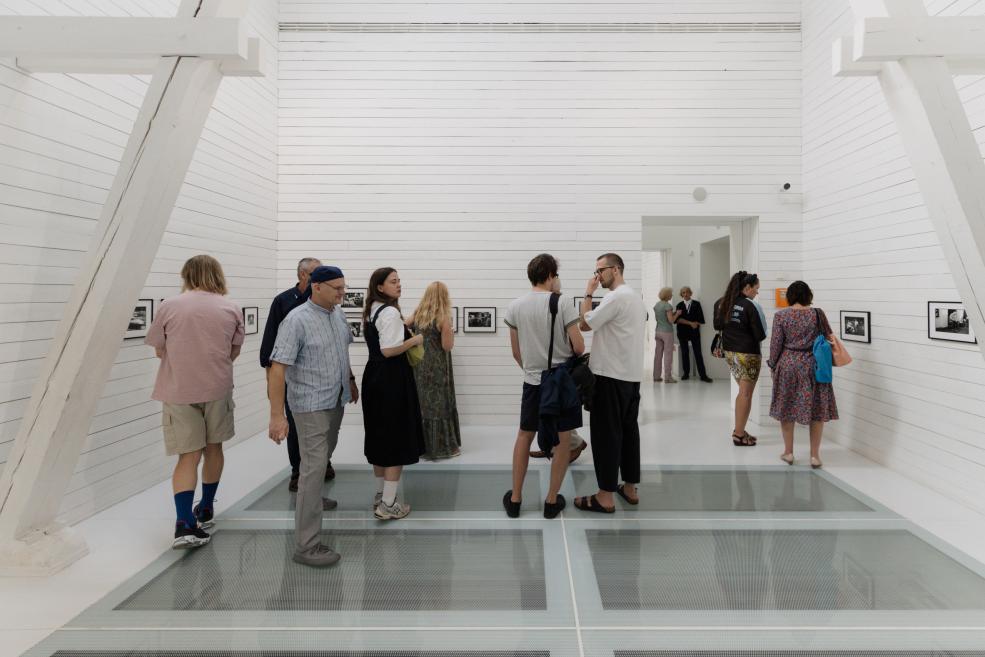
362,304,426,467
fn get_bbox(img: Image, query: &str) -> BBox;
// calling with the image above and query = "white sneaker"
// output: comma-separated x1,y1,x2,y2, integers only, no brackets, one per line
374,499,411,520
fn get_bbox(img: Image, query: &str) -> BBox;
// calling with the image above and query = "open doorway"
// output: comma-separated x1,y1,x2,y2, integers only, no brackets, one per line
640,216,764,428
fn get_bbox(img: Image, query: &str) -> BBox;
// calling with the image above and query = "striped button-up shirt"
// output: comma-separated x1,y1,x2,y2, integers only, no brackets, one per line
270,300,354,413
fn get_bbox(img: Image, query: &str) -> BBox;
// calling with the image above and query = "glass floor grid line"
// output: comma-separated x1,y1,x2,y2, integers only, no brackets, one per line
19,467,985,657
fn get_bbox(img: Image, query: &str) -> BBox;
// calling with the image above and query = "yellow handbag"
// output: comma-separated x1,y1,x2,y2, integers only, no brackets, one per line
406,341,425,368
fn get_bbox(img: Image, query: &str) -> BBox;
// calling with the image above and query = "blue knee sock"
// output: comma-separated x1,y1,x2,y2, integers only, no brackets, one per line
174,490,197,528
200,481,219,511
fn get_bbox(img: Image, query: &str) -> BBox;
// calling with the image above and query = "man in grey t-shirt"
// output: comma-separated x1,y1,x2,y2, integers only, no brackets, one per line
502,254,585,519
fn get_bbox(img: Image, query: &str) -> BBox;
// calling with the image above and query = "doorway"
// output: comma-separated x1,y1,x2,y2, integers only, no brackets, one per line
640,215,763,425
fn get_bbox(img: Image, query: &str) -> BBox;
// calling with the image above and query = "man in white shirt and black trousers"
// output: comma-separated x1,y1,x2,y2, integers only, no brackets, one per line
575,253,647,513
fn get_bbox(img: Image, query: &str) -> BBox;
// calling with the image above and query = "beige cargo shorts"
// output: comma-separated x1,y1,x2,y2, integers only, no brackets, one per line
162,391,236,456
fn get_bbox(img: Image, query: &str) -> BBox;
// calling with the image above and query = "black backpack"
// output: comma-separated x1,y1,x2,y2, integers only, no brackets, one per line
548,293,595,411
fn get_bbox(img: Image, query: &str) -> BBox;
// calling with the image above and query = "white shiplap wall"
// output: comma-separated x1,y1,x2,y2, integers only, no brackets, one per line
801,0,985,511
278,2,803,426
0,0,279,525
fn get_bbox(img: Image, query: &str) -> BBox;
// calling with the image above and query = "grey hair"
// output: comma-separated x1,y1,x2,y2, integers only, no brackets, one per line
297,257,321,277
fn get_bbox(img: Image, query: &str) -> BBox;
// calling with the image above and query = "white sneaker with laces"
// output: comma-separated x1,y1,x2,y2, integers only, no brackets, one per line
374,499,411,520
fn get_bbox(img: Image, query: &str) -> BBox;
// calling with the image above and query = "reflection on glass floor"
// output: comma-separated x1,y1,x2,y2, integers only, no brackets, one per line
20,466,985,657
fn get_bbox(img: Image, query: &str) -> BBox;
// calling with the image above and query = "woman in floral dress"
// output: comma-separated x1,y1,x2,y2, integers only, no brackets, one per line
767,281,838,469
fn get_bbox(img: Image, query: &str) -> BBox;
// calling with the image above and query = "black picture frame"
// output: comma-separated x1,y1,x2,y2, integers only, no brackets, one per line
126,299,154,339
452,306,459,334
840,310,871,344
243,306,259,335
573,296,602,311
344,310,365,343
928,301,977,344
342,289,366,310
463,306,497,333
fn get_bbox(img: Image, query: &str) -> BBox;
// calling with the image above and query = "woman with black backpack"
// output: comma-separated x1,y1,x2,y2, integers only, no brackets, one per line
713,271,767,447
766,281,839,469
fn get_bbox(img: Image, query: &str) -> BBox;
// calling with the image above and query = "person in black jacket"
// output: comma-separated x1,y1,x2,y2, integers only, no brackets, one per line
674,286,712,383
713,271,767,447
260,257,336,490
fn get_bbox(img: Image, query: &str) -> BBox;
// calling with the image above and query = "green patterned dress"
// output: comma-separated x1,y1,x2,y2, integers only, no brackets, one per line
413,324,462,459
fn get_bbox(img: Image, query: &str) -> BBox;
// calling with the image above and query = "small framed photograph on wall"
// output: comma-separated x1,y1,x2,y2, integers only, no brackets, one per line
243,307,259,335
126,299,154,339
840,310,871,344
573,296,602,311
342,289,366,310
928,301,977,344
452,306,459,334
345,311,365,343
463,307,496,333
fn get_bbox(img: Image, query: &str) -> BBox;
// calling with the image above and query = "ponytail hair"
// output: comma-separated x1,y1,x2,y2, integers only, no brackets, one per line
719,271,760,324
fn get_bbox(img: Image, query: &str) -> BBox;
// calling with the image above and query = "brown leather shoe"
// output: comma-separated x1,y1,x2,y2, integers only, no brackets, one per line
529,450,549,458
569,440,588,464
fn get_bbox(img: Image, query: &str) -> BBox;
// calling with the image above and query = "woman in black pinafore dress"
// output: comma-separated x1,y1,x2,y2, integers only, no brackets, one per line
361,267,425,520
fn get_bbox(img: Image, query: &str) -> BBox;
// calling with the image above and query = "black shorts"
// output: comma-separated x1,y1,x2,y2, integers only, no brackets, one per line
520,382,583,433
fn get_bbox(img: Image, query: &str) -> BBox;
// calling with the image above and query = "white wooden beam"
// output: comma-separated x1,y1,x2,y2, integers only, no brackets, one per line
836,0,985,363
0,0,243,576
854,16,985,62
16,37,267,77
833,35,985,77
0,16,248,60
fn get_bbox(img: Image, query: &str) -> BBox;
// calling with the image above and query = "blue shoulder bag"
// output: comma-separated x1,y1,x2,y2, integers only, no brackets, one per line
812,309,833,383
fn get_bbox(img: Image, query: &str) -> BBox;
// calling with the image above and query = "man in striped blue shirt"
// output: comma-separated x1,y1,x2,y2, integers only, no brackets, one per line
268,265,358,568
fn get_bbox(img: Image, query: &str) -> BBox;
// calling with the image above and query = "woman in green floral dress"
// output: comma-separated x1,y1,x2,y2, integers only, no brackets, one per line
408,282,462,459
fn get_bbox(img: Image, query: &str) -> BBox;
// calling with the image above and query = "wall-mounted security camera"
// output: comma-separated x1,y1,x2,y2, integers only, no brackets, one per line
782,182,791,191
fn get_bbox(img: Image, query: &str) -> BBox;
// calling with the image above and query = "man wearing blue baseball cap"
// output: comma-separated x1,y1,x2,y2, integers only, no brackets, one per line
268,265,358,567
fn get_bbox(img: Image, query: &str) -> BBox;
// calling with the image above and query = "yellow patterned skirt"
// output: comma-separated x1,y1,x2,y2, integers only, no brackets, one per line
724,351,762,383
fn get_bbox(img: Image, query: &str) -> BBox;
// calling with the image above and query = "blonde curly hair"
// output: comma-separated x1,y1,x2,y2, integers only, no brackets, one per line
415,281,452,330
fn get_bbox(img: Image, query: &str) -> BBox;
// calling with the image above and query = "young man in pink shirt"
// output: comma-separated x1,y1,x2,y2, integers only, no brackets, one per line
146,255,245,548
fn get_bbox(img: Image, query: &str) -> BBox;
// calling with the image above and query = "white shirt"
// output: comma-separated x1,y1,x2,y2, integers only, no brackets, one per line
684,299,692,313
584,284,647,382
503,291,580,386
370,302,404,349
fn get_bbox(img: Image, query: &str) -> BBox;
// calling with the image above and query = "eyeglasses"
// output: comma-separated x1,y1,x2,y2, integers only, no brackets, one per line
319,282,345,292
594,266,617,276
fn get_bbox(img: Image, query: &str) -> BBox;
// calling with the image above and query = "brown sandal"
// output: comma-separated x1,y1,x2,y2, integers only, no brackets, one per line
732,431,756,446
616,484,639,505
574,494,615,514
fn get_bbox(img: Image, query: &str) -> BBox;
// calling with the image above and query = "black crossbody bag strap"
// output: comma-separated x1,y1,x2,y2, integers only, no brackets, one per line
547,293,560,370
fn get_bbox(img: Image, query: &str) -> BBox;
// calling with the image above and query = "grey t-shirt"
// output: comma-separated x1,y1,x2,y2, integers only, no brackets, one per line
653,300,675,332
504,291,580,386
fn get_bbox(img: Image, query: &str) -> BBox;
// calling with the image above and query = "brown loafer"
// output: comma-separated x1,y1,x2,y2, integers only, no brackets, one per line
529,450,549,458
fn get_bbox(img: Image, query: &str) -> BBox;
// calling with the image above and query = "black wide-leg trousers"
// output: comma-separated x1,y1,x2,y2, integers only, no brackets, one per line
589,375,641,492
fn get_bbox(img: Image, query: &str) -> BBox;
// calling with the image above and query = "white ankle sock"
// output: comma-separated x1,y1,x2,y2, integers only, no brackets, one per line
382,480,398,506
375,476,385,494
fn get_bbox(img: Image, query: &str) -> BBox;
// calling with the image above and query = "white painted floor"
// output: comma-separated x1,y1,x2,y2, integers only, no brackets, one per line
3,378,985,656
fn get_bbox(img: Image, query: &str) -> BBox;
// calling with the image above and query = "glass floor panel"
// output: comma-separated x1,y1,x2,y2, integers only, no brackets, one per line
569,467,882,515
239,467,543,517
585,528,985,610
117,528,546,612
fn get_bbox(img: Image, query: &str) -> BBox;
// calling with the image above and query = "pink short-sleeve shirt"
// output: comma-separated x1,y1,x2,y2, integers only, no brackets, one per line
145,290,245,404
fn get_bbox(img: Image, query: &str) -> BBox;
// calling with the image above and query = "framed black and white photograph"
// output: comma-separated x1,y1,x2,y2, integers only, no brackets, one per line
463,307,496,333
928,301,977,344
840,310,871,344
452,306,459,334
243,306,259,335
342,289,366,310
574,296,602,311
126,299,154,339
345,311,365,343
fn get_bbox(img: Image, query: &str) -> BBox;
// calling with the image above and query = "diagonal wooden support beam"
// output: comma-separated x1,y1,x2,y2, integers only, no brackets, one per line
0,0,253,576
836,0,985,362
